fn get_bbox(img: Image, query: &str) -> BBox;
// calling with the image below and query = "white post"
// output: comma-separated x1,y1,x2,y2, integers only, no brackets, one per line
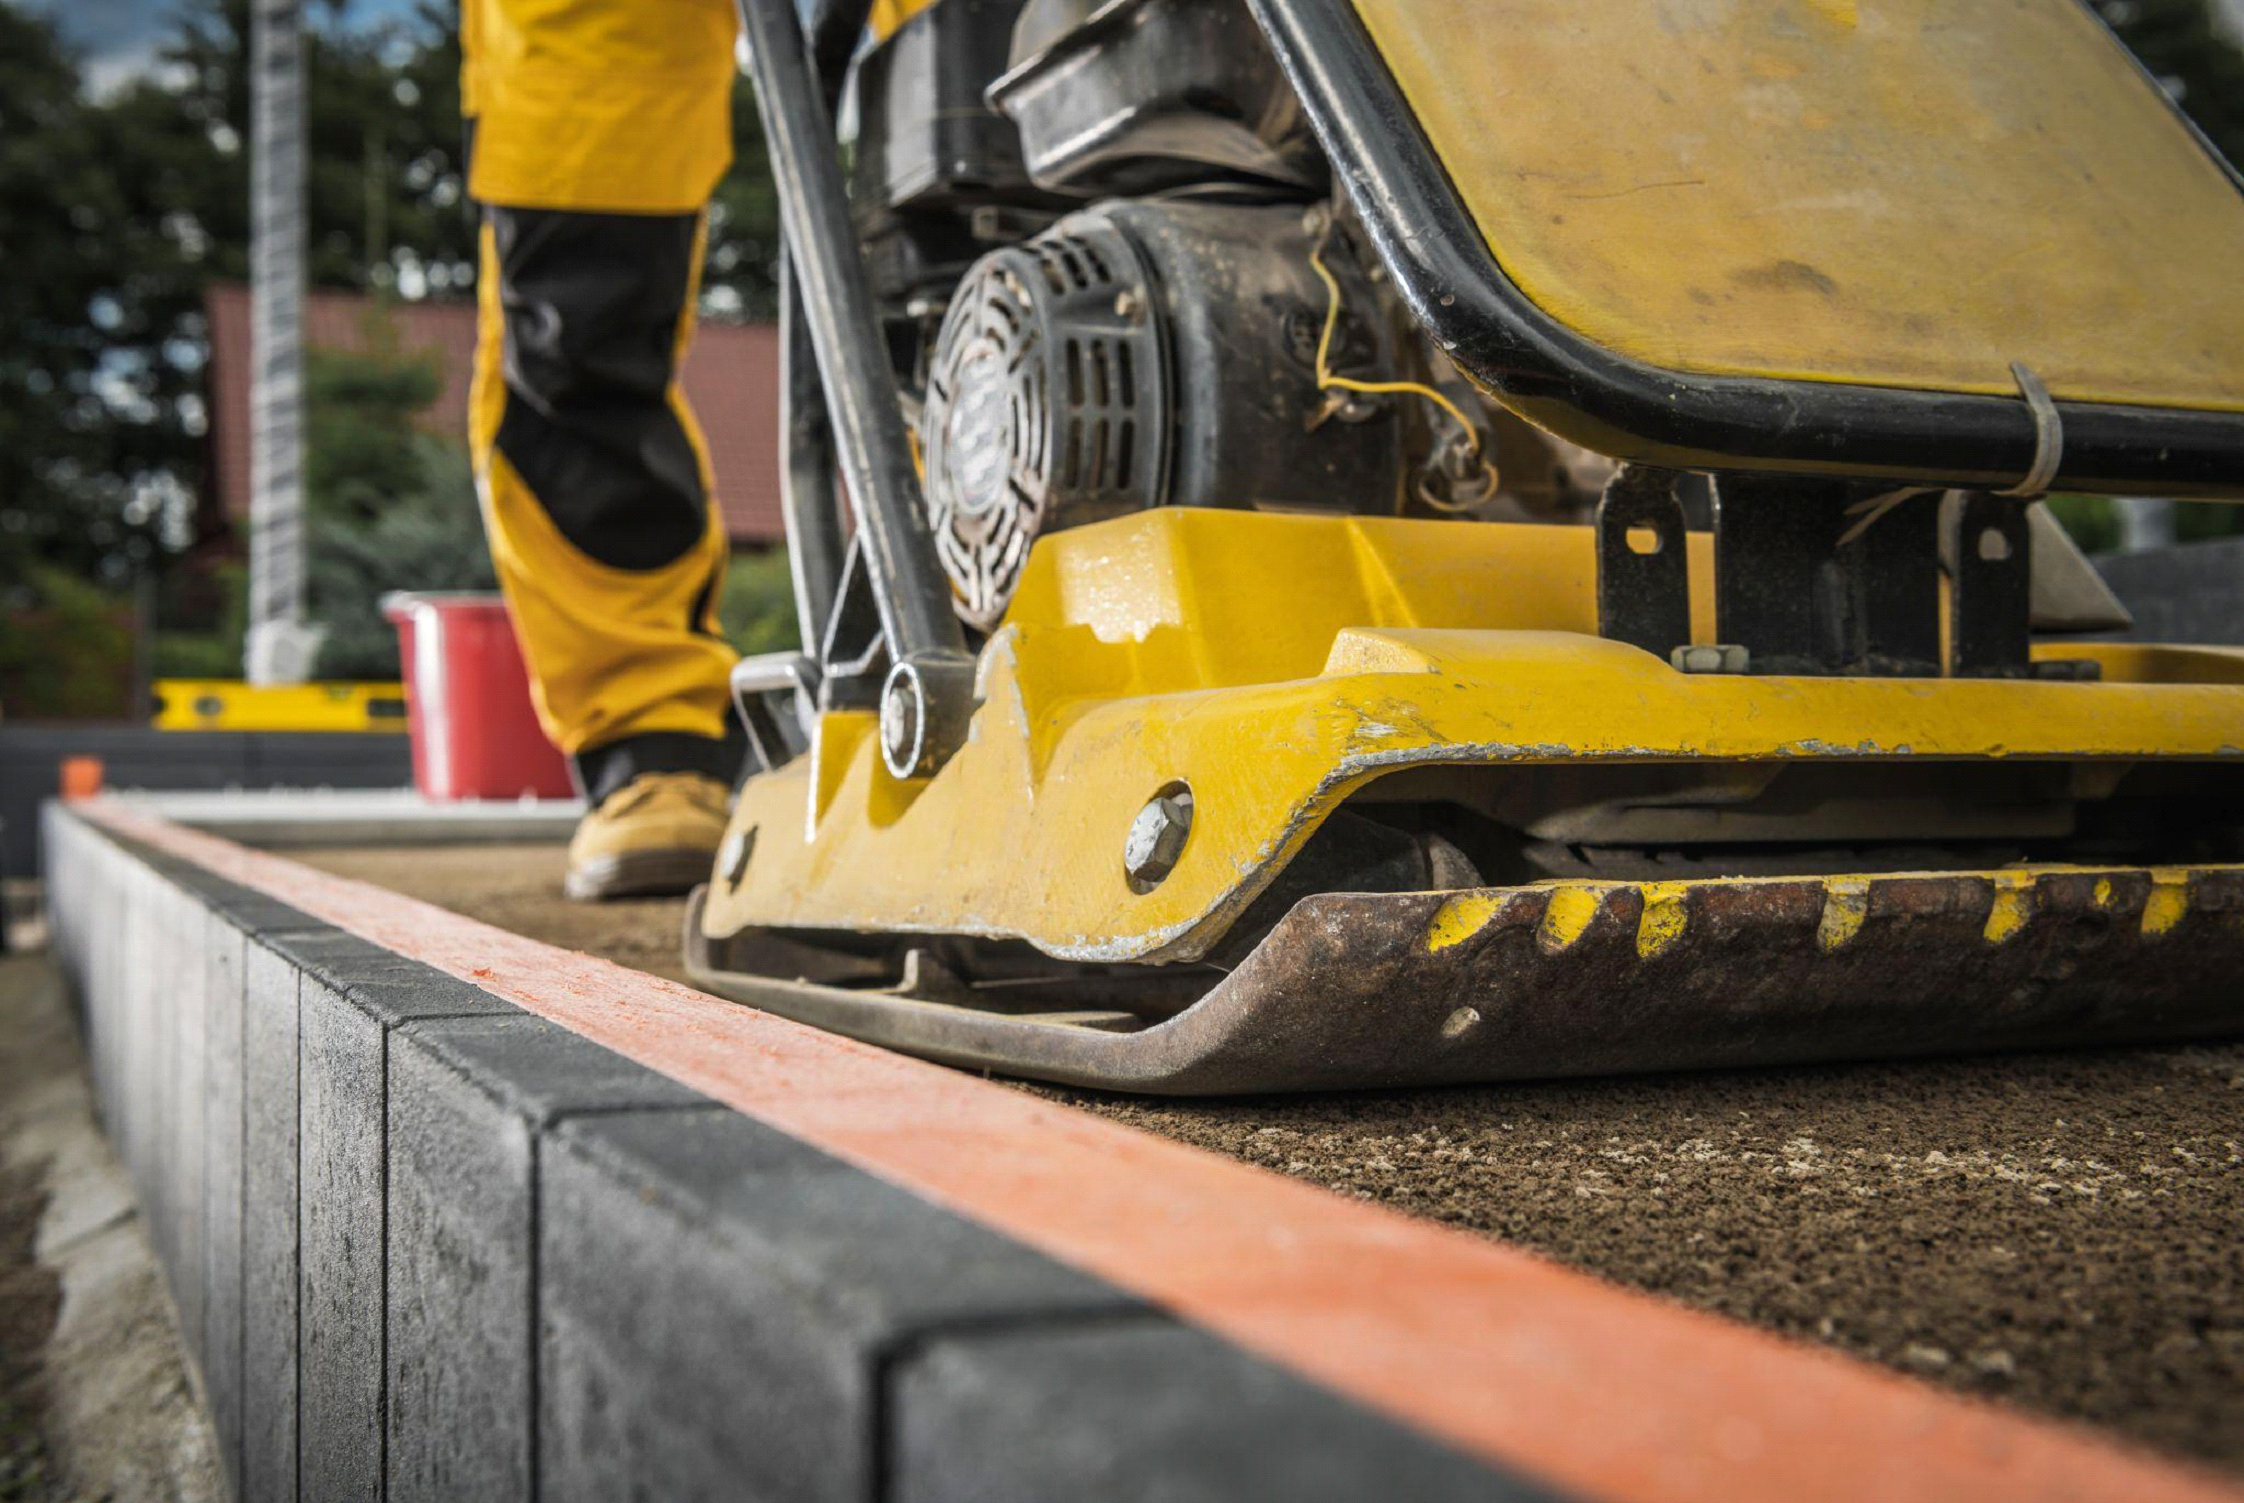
244,0,323,683
2113,496,2178,555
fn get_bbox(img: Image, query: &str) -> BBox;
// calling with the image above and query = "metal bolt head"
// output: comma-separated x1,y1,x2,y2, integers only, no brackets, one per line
879,674,923,773
1123,787,1193,891
1670,643,1750,676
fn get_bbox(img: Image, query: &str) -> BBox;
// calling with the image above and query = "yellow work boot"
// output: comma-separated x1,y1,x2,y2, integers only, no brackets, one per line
564,771,731,901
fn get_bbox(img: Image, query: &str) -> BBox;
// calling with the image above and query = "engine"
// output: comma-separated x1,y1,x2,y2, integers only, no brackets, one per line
851,0,1535,627
919,200,1403,626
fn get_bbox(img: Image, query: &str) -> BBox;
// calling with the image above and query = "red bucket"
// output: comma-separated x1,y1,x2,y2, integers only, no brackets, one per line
381,593,575,802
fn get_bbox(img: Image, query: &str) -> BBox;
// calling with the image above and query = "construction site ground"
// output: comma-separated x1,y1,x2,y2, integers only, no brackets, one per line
292,840,2244,1480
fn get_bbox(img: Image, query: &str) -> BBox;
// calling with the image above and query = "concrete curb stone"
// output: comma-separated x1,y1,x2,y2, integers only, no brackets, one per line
241,937,301,1503
537,1106,1148,1503
891,1319,1542,1503
43,803,1550,1503
383,1012,707,1502
201,909,248,1497
299,980,388,1503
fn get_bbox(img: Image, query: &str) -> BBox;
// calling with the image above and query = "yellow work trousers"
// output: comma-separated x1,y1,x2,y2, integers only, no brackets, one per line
462,0,744,804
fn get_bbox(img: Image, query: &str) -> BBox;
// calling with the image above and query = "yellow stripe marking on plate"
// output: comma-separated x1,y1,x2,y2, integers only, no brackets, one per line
2092,877,2115,909
2142,874,2191,938
1426,892,1508,953
1540,886,1605,954
1637,883,1690,959
1817,878,1871,951
1984,874,2037,945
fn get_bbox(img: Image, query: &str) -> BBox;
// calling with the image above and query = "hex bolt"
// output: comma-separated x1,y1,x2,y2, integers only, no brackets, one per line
1123,786,1194,891
879,673,923,776
1670,643,1750,676
879,655,977,781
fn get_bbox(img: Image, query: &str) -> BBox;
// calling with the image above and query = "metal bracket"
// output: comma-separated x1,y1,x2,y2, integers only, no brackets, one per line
736,0,975,776
1713,477,1942,676
817,539,887,709
1948,490,2037,678
730,653,821,773
1595,464,1692,659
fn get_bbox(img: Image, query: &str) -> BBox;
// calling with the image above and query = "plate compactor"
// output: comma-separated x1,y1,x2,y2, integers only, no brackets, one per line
687,0,2244,1093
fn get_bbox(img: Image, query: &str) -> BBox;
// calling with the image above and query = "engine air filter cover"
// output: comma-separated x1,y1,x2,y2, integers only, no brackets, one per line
921,200,1402,628
922,216,1168,628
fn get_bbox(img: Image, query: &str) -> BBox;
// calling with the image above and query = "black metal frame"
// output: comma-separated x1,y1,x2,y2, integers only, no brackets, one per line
1711,478,1947,677
1593,465,1691,660
742,0,2217,734
735,0,976,779
1248,0,2244,498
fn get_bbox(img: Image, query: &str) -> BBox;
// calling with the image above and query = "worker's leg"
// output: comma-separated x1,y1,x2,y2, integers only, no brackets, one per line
469,207,737,798
463,0,743,895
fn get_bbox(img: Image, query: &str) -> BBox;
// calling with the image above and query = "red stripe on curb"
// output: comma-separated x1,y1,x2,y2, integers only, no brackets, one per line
88,801,2242,1503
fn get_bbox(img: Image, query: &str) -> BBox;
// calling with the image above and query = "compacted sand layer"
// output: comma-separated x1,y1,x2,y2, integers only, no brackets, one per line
293,842,2244,1475
295,843,701,985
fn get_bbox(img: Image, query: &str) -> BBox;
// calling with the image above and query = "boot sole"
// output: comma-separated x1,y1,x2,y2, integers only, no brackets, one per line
564,848,716,902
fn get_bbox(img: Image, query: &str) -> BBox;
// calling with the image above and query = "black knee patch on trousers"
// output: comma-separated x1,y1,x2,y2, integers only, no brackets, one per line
489,206,710,571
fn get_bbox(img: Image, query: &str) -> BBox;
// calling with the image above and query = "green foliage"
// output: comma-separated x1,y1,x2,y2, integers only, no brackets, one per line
142,0,479,294
298,341,494,679
2042,495,2123,556
705,73,785,320
719,547,803,656
0,3,187,586
150,563,248,678
2091,0,2244,170
2047,492,2244,557
306,435,495,680
0,567,135,719
304,329,444,519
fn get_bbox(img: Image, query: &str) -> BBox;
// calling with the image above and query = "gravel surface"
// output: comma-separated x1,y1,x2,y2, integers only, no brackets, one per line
295,842,2244,1476
293,843,698,984
1042,1052,2244,1472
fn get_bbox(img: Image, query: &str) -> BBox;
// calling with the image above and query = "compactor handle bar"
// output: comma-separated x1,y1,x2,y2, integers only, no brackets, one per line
733,0,976,779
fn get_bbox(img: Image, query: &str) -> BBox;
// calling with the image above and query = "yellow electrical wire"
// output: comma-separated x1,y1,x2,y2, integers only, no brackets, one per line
1307,239,1484,460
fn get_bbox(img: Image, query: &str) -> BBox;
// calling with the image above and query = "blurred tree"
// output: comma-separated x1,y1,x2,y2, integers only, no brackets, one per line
151,562,248,679
720,546,803,658
297,339,495,679
304,315,445,514
0,4,185,592
0,0,781,607
142,0,478,296
0,567,136,718
2092,0,2244,169
705,73,786,321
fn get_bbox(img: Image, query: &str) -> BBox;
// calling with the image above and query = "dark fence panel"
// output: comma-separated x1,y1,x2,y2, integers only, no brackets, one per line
0,727,411,877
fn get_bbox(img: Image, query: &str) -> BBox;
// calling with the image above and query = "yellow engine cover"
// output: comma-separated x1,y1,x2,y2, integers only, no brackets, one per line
1354,0,2244,413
